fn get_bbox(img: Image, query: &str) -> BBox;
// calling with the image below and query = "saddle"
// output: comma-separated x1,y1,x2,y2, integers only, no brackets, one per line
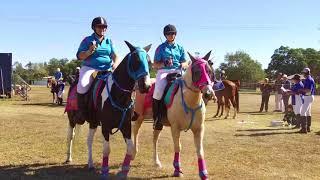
158,73,181,119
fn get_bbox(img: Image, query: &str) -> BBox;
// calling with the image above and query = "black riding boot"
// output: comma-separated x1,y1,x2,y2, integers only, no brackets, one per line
74,93,88,124
298,116,307,134
153,99,163,130
292,114,301,129
307,116,311,132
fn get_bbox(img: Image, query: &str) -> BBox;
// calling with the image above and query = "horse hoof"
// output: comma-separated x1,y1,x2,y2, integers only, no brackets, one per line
88,166,95,171
233,116,236,119
173,171,183,177
116,172,128,179
63,160,72,164
154,162,162,168
224,117,228,119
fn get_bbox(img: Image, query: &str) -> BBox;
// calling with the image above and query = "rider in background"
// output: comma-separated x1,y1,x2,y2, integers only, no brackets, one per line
76,16,118,120
152,24,188,130
220,70,227,80
54,68,63,81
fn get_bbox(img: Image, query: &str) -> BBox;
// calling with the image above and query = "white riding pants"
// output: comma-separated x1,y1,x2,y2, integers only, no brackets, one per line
152,69,181,100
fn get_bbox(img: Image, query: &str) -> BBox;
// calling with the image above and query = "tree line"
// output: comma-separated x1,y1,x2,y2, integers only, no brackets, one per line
13,46,320,83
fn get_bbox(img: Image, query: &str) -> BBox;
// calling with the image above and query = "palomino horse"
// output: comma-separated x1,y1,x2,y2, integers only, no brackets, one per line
64,41,151,179
212,80,240,119
132,51,216,180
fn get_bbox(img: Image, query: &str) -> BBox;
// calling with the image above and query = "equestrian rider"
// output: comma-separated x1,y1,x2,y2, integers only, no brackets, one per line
54,68,63,81
220,70,227,80
76,17,118,121
152,24,188,130
299,68,315,133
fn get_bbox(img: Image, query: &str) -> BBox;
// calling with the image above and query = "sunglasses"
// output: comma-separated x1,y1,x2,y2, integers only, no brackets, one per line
165,32,176,36
96,25,107,29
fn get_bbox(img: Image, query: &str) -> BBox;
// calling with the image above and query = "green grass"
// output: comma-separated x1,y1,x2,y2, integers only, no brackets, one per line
0,86,320,179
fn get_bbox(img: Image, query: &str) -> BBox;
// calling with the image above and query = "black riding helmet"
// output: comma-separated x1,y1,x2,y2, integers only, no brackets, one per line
91,17,108,30
163,24,177,35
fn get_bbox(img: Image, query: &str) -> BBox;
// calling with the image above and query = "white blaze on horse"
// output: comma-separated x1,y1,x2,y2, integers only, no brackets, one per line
132,51,216,180
64,41,151,179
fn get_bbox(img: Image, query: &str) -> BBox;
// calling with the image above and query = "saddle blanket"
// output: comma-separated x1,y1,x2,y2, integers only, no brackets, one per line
213,81,225,91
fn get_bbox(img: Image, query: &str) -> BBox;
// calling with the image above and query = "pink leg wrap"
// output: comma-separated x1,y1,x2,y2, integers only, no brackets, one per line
173,152,182,176
120,154,132,176
198,158,208,180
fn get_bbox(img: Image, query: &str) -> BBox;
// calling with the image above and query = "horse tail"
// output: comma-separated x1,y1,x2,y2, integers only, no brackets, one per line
235,87,239,112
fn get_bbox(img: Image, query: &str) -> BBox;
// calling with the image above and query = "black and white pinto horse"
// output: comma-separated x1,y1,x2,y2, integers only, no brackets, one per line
64,41,151,179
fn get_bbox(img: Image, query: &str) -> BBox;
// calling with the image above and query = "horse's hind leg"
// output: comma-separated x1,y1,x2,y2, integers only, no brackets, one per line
101,129,110,178
224,98,231,119
65,120,76,164
153,129,162,168
87,126,97,170
231,98,237,119
132,112,143,160
192,127,209,180
171,126,183,177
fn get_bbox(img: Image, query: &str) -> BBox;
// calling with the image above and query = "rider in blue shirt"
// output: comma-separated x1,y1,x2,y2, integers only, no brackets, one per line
299,68,315,133
76,17,118,121
152,24,188,130
54,68,63,81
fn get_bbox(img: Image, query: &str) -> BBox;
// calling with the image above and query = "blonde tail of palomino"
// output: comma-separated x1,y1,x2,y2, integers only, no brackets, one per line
132,51,216,180
64,41,152,179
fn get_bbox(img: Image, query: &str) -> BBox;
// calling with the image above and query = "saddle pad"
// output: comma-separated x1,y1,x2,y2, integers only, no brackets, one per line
65,85,78,112
213,81,225,91
164,82,179,108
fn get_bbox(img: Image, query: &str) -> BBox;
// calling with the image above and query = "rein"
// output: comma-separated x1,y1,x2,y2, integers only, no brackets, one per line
177,79,203,132
103,73,134,134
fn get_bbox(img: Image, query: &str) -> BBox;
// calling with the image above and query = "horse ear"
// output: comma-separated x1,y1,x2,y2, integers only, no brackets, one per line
187,52,197,63
143,44,152,52
124,41,136,52
202,50,212,61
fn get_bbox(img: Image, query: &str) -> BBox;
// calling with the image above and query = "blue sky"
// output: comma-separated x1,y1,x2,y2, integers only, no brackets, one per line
0,0,319,69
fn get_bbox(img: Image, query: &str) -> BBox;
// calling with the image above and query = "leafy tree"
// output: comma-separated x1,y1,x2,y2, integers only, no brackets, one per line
219,51,265,82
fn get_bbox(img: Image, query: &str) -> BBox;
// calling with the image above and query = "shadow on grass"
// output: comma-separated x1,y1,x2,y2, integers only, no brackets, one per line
238,111,274,115
0,163,145,180
21,102,65,107
234,131,299,137
236,128,290,132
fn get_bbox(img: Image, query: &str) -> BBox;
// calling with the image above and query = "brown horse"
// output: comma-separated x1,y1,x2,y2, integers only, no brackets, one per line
213,80,240,119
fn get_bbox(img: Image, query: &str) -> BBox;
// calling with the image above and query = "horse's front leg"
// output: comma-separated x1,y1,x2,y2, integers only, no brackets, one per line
192,126,209,180
171,126,183,177
87,127,97,170
65,123,75,164
117,124,134,179
219,100,224,117
213,100,220,118
131,112,144,160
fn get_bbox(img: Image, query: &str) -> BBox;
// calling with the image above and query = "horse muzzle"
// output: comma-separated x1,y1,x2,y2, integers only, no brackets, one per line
202,85,216,102
137,76,151,94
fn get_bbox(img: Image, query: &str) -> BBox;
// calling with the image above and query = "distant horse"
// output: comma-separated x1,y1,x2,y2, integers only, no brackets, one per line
64,41,151,179
212,80,240,119
132,51,215,180
50,79,59,103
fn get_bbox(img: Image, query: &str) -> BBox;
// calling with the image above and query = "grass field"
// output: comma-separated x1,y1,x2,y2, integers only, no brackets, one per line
0,86,320,180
